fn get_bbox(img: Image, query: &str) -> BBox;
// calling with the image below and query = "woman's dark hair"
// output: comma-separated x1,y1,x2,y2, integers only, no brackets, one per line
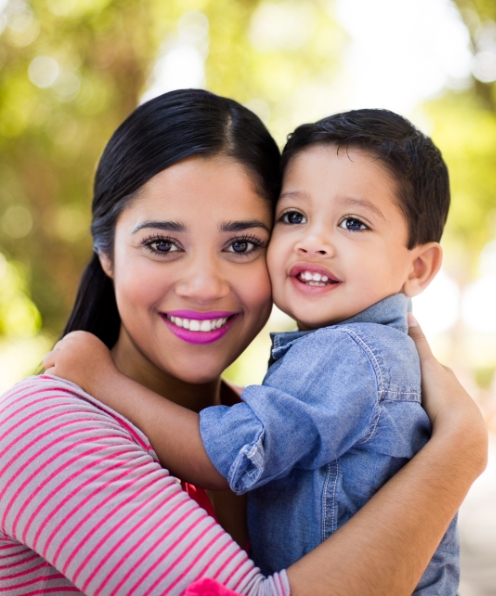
281,109,450,249
63,89,281,348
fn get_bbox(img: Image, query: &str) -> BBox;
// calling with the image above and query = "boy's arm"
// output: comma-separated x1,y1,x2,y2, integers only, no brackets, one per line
200,331,380,494
43,332,229,490
96,372,229,489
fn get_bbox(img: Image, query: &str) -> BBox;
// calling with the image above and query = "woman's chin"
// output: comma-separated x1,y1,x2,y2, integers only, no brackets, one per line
166,358,227,386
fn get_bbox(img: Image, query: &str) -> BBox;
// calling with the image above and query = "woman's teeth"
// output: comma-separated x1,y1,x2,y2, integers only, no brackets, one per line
298,271,331,286
167,315,228,332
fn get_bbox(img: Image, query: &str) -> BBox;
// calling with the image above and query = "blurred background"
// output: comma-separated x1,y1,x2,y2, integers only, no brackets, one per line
0,0,495,592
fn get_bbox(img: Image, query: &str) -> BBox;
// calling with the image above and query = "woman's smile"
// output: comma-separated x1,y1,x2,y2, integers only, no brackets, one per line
161,310,241,344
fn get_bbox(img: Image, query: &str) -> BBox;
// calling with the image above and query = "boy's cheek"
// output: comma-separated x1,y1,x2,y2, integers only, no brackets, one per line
266,235,284,278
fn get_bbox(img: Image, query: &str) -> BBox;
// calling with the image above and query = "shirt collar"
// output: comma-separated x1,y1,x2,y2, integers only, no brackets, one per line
270,293,411,361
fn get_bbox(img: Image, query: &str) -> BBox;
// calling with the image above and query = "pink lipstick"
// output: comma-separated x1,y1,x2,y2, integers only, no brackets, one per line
160,310,240,344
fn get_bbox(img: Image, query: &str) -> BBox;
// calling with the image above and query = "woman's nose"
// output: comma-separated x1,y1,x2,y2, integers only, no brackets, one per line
175,257,230,303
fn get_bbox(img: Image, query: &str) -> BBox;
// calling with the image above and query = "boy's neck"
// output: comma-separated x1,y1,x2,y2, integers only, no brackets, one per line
296,292,409,332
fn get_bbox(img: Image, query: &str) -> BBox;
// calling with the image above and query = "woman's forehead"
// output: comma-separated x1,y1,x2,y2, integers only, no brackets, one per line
118,157,272,230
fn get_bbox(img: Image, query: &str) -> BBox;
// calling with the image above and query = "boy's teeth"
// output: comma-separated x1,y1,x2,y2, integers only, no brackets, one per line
299,271,330,284
168,315,228,332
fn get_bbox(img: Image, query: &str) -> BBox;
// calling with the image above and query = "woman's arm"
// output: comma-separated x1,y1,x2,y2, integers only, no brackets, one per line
0,375,288,596
285,316,488,596
42,323,487,595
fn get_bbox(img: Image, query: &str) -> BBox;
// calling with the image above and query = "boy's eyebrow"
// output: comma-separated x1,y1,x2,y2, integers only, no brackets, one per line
279,192,386,221
132,220,186,234
220,220,271,233
278,191,309,202
340,197,386,221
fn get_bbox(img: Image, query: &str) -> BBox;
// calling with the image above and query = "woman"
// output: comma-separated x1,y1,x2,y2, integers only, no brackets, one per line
0,89,487,596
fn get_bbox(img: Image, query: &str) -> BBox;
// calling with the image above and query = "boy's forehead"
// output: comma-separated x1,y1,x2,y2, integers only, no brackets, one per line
280,144,404,215
284,143,392,181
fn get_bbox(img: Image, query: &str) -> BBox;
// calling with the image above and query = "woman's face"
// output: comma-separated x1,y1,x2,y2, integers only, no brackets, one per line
102,156,273,385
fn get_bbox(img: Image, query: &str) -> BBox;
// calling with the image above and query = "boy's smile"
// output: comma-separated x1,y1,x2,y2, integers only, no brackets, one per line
267,144,426,330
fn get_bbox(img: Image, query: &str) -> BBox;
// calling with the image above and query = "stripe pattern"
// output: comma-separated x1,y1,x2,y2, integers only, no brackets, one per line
0,376,289,596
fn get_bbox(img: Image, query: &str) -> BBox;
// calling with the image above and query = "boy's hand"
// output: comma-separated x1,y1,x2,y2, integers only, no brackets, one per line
43,331,118,396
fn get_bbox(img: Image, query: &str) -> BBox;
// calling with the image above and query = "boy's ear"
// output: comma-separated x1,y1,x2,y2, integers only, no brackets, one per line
98,251,114,279
402,242,443,297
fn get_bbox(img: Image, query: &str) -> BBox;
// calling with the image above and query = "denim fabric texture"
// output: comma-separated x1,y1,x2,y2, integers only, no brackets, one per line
200,293,459,595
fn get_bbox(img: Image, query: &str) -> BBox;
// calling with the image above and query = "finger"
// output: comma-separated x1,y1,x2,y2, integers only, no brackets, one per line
44,366,56,376
51,338,67,352
407,313,434,360
42,351,56,369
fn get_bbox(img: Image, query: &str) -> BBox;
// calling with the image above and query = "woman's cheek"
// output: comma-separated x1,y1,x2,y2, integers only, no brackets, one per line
115,258,168,309
240,259,273,321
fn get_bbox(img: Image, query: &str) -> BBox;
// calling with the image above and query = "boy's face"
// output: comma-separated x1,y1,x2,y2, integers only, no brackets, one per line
267,144,417,330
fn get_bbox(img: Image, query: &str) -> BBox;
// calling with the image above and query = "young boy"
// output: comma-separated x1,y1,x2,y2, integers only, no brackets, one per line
45,109,458,594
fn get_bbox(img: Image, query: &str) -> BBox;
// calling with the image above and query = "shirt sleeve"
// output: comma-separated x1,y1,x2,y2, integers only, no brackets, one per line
0,376,290,596
200,330,379,494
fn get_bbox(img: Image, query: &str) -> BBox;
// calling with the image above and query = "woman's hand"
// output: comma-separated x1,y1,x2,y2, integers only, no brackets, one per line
286,316,488,596
408,313,488,472
43,331,118,396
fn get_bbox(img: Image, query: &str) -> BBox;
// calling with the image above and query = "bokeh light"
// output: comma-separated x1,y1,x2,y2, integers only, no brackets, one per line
2,205,33,238
412,269,460,337
28,55,60,88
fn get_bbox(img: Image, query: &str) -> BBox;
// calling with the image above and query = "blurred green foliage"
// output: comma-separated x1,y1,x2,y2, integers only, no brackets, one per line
427,0,496,272
453,0,496,110
1,0,496,346
0,253,40,337
0,0,342,338
0,0,167,335
427,91,496,264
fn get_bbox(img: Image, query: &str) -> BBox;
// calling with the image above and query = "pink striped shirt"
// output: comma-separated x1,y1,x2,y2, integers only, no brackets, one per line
0,376,290,596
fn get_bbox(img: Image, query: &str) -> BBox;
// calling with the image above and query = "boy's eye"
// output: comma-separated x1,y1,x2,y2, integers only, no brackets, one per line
338,217,368,231
281,211,306,225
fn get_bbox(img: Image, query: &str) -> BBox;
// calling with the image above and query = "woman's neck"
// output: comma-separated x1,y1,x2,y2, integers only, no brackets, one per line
111,331,221,413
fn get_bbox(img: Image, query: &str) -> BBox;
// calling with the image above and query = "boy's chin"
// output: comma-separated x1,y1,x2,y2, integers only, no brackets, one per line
297,318,332,331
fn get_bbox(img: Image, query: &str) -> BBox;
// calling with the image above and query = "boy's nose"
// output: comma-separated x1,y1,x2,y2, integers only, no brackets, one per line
295,233,334,257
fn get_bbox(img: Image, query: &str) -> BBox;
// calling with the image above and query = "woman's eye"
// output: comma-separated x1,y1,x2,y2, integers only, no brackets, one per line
152,240,178,252
226,239,260,254
281,211,306,225
231,240,251,253
339,217,368,231
143,237,181,254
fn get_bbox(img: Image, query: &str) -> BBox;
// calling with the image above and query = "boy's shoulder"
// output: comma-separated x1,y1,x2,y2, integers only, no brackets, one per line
273,322,420,401
277,320,416,359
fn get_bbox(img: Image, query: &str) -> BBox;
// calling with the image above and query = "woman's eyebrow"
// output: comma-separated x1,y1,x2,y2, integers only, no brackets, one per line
132,220,186,234
220,220,270,233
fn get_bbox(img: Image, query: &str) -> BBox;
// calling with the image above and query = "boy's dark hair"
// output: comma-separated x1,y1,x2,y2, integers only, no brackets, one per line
281,109,450,249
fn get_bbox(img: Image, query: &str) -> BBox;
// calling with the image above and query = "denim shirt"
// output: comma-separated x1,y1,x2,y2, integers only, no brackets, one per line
200,294,459,595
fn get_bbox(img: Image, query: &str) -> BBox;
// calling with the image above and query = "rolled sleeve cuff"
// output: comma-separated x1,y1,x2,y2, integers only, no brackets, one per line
200,403,266,495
